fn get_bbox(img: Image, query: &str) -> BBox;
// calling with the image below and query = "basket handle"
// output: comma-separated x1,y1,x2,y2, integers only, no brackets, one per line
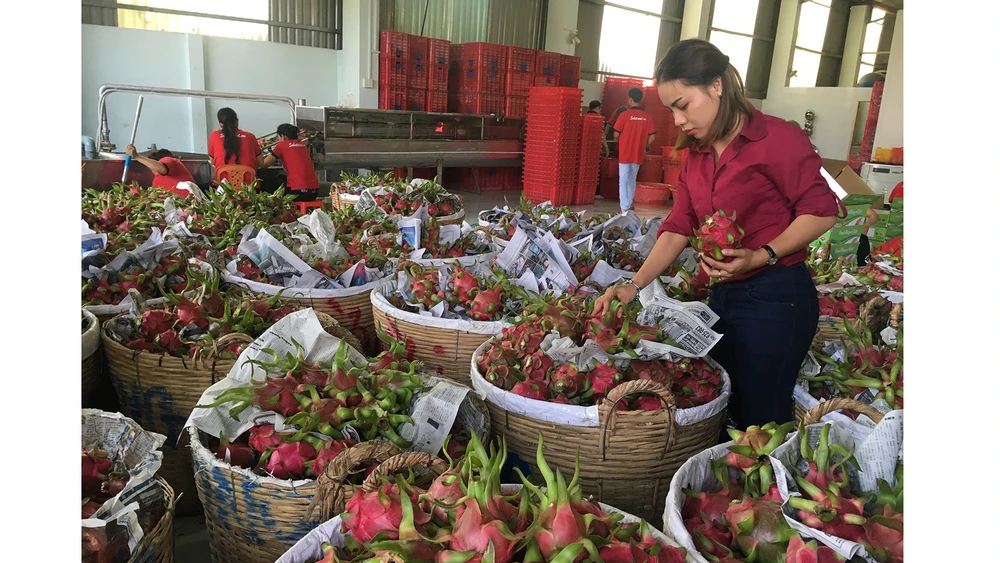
802,396,885,425
361,451,450,492
306,440,402,521
598,379,677,462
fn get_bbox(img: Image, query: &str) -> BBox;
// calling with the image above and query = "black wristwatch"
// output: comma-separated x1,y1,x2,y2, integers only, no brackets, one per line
760,245,778,266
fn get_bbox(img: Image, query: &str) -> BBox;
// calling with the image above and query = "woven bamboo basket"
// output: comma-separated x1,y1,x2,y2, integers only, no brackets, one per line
330,185,360,211
801,396,885,425
127,476,176,563
82,309,103,406
437,206,466,226
190,429,406,563
471,342,729,527
811,295,898,351
102,309,360,516
288,289,381,355
370,271,506,386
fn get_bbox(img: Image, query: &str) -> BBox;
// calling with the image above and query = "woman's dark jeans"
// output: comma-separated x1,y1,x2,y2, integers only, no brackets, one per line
707,262,819,430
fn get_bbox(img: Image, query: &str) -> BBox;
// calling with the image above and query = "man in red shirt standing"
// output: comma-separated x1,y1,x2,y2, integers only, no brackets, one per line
124,144,196,198
612,88,657,212
259,124,320,201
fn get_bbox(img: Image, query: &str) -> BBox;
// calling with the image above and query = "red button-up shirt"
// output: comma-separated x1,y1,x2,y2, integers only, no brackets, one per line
658,108,841,283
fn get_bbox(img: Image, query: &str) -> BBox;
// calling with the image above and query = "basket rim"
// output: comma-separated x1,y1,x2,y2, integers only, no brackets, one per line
469,337,731,428
371,283,510,335
188,425,320,490
221,270,389,299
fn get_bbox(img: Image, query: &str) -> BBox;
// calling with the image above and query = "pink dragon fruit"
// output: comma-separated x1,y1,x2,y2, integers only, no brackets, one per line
140,310,174,337
467,286,504,321
264,440,316,479
689,210,745,262
588,364,623,399
551,363,585,397
522,351,554,382
511,380,550,401
248,424,283,453
786,535,846,563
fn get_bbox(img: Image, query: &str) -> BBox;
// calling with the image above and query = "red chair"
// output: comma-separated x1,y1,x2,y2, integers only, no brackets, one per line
214,164,256,191
295,200,325,215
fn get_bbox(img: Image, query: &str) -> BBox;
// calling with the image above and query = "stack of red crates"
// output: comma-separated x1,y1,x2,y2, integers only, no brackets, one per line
379,30,452,112
859,81,884,162
523,87,583,206
505,46,536,118
601,77,644,120
450,167,510,191
449,42,508,115
379,30,409,110
661,146,686,186
574,113,604,205
642,85,679,152
560,55,581,88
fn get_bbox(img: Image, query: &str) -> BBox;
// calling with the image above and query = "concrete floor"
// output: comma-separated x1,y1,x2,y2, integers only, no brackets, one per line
171,190,674,562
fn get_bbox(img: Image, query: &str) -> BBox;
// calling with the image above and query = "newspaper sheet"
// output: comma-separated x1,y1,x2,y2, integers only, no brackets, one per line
396,377,474,455
295,209,348,262
237,227,340,289
81,410,168,553
815,272,864,294
494,227,578,293
771,411,904,562
107,228,181,273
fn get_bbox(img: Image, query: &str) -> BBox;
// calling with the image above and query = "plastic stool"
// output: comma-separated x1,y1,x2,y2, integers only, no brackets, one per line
214,164,256,191
295,200,325,215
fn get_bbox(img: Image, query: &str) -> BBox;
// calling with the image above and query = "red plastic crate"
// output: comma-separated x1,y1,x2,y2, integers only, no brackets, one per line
533,74,558,87
601,77,644,121
574,113,605,204
407,88,427,112
379,56,409,88
380,30,409,60
378,86,407,111
408,60,428,89
427,38,451,92
408,35,429,63
637,154,663,182
455,93,505,115
448,44,464,93
661,147,686,167
426,90,448,113
643,85,679,151
506,46,537,96
560,55,581,89
535,51,562,78
456,43,508,94
662,167,681,186
505,96,527,119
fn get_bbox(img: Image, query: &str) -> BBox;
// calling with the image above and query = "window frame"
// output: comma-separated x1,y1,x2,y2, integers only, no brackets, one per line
786,0,855,88
577,0,685,82
81,0,344,49
707,0,781,100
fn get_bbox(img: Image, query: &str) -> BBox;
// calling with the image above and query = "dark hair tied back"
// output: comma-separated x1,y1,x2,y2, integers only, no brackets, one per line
217,107,241,164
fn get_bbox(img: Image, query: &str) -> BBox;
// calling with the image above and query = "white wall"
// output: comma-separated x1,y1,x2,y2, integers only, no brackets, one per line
82,24,339,154
545,0,579,55
760,0,874,160
337,0,379,109
873,10,902,150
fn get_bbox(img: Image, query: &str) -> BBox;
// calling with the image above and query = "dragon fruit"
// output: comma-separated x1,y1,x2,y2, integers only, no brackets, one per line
248,424,283,453
786,535,847,563
511,380,550,401
342,483,406,543
550,363,585,397
588,364,623,399
263,440,317,479
521,351,554,381
308,439,354,478
862,506,903,563
689,210,745,262
467,286,504,321
726,498,798,563
140,310,174,336
215,436,256,469
450,266,480,304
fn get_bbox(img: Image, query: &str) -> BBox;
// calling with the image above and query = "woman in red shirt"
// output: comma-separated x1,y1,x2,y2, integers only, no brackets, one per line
124,144,196,198
259,124,320,202
207,107,261,171
595,39,841,429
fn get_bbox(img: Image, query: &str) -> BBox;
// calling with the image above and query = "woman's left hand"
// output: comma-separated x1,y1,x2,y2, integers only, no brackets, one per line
700,248,766,279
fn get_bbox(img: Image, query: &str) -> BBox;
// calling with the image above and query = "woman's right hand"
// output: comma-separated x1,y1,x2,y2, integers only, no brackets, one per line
125,144,137,157
593,283,639,317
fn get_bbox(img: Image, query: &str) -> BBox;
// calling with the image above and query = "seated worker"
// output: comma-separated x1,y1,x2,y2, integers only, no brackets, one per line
208,107,261,171
124,144,195,198
258,123,320,202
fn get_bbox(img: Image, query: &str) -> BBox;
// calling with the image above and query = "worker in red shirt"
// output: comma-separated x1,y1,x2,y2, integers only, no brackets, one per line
258,124,320,202
123,144,196,198
595,39,841,429
207,107,261,171
612,88,657,213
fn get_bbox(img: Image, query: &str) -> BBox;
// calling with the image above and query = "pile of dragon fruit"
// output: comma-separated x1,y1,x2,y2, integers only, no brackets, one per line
806,325,904,411
356,175,463,218
105,266,297,358
389,261,525,322
809,246,903,293
817,291,888,320
476,294,724,408
304,432,687,563
680,422,902,563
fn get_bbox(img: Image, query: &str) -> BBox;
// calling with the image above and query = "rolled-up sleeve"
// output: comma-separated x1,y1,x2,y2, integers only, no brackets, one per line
772,127,840,218
657,162,698,238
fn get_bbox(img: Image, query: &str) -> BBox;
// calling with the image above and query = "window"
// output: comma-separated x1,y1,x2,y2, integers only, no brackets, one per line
707,0,780,100
857,8,887,83
597,3,664,79
575,0,684,81
707,0,760,81
789,0,831,87
81,0,343,49
788,0,853,88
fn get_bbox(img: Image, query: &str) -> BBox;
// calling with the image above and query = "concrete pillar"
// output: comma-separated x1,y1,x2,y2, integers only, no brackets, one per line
338,0,379,109
183,34,208,153
873,9,902,149
545,0,580,55
680,0,712,41
838,5,869,87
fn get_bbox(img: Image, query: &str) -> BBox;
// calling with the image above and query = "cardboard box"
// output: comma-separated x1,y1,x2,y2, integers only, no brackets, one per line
837,204,871,227
874,209,890,226
821,159,882,207
829,224,866,243
830,241,861,259
873,225,888,239
886,224,903,238
887,210,903,226
869,237,886,249
891,197,904,211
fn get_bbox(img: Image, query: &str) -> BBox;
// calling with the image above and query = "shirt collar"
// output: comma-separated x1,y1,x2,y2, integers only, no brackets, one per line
687,108,768,153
